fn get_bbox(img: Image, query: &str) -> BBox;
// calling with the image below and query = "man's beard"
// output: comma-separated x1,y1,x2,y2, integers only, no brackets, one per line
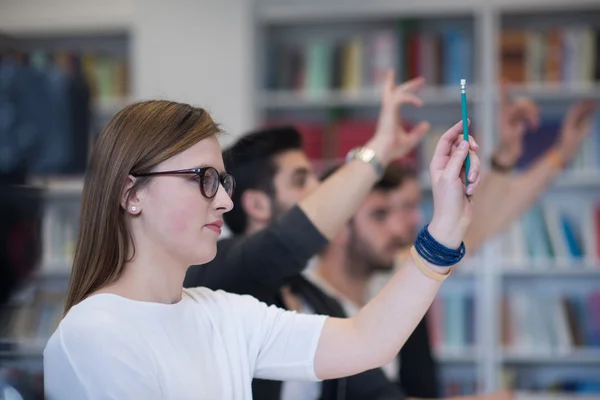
270,198,287,223
346,227,407,277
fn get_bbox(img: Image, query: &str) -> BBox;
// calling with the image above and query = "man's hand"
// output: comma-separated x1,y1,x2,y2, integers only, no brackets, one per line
555,99,596,163
367,70,430,165
493,82,540,169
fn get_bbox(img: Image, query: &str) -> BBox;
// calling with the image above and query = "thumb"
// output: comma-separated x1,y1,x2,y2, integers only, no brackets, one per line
443,140,470,180
400,125,429,155
409,121,431,137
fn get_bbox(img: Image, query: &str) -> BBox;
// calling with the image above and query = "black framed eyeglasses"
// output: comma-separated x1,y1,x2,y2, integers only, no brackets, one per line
132,167,235,199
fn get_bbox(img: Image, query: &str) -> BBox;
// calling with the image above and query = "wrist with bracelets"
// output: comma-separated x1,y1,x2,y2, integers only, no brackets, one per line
410,224,466,281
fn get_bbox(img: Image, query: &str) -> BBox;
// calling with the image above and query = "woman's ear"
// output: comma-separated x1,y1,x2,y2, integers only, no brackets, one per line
121,175,142,215
241,189,272,224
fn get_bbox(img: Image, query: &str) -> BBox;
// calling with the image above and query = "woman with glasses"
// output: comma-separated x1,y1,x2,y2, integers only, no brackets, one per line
44,72,481,399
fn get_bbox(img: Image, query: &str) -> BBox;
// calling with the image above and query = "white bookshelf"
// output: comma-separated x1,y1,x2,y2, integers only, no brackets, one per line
501,349,600,365
258,86,477,109
254,0,600,396
435,346,479,364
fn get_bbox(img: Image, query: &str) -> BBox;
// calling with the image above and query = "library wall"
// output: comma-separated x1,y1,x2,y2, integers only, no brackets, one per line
1,1,600,399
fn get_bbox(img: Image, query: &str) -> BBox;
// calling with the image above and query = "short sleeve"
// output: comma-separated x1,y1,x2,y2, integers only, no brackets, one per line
226,292,328,382
43,312,160,400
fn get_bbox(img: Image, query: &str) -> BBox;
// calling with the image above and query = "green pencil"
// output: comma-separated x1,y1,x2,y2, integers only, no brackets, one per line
460,79,470,185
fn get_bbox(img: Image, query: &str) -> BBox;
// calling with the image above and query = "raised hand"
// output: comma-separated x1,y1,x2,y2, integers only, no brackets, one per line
555,99,596,163
367,70,430,165
428,120,481,249
494,82,540,168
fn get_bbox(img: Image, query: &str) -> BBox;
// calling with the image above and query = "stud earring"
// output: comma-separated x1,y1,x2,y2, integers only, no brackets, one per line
131,206,137,212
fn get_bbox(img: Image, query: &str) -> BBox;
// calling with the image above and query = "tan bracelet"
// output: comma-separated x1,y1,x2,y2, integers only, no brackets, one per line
410,246,452,282
545,148,565,170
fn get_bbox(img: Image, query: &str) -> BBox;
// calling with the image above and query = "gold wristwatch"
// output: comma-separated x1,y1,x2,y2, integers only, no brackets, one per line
345,147,384,178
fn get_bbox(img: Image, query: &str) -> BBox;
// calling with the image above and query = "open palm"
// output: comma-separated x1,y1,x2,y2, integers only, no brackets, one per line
370,71,430,163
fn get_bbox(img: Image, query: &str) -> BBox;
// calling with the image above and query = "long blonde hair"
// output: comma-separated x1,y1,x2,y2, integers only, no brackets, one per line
64,100,221,313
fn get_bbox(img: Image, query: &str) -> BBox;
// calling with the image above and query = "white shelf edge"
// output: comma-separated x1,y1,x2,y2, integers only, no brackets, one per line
258,86,475,109
259,83,600,110
501,349,600,364
257,1,477,23
29,177,84,196
500,263,600,277
93,97,133,118
506,82,600,100
258,0,600,23
514,391,600,400
434,346,478,363
0,339,47,358
553,170,600,189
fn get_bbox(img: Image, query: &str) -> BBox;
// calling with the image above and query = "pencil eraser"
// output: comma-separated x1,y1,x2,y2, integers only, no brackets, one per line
460,79,466,85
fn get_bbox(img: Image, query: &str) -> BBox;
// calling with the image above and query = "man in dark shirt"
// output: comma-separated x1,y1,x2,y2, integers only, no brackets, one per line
301,164,512,400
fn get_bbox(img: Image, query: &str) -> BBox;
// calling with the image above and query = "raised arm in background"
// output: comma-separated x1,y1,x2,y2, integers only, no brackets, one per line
465,87,595,251
314,119,482,380
185,72,436,294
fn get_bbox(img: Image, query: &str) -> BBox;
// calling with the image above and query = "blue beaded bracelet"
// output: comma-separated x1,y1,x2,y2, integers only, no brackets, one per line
414,224,465,267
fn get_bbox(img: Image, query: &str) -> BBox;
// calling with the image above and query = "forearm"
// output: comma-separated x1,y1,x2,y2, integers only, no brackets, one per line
464,149,562,251
463,169,512,251
299,139,389,240
314,256,446,379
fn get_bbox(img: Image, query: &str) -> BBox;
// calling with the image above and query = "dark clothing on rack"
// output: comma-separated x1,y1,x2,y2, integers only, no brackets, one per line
184,206,438,399
0,56,91,175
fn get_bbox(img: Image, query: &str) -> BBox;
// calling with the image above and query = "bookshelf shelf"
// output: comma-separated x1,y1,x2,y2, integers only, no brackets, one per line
0,340,45,359
259,83,600,111
435,347,478,363
506,83,600,101
257,1,476,23
501,349,600,365
501,264,600,277
502,269,600,278
514,392,600,400
553,170,600,190
258,86,476,110
37,268,72,280
93,97,132,118
29,177,84,197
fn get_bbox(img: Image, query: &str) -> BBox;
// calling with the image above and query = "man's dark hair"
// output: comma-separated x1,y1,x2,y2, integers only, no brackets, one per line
222,125,303,234
320,162,418,192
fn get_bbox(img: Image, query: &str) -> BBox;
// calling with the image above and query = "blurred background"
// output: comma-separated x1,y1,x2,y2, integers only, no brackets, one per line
1,0,600,398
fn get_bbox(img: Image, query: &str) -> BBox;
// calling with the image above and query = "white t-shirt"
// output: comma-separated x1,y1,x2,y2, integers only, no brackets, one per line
43,287,327,400
280,298,323,400
304,270,400,383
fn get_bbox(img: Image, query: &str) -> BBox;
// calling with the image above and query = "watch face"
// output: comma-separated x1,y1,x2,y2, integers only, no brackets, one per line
359,148,375,161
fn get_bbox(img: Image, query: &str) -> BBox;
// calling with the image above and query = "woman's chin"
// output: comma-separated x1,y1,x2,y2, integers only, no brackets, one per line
190,243,218,266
